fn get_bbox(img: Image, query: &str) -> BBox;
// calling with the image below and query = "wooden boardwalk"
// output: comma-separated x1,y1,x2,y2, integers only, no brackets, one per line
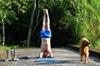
0,48,100,66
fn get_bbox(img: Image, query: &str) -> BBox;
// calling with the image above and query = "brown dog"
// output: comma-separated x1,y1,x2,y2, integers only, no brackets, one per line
80,38,90,64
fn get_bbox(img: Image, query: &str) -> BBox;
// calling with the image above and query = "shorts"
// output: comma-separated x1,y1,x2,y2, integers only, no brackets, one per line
40,30,52,38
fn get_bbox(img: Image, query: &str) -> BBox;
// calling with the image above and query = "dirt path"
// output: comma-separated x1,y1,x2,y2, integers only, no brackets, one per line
0,48,100,66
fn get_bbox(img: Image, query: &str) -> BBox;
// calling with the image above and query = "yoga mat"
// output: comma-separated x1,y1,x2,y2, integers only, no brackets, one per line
35,58,55,63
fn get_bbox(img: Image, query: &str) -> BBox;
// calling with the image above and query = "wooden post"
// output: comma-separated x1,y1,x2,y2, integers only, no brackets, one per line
5,50,12,61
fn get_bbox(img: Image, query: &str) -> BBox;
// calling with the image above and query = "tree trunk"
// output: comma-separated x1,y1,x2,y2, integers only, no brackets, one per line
2,19,5,46
32,10,40,33
27,0,36,47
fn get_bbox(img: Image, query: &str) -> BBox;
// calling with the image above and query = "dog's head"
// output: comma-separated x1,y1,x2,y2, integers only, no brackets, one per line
81,37,90,46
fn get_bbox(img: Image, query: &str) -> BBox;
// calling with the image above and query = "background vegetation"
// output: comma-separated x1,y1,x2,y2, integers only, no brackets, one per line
0,0,100,49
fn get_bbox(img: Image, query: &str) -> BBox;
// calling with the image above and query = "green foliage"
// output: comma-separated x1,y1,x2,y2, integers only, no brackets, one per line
0,0,31,23
76,0,100,48
0,0,16,23
0,0,32,46
0,45,11,51
0,0,100,48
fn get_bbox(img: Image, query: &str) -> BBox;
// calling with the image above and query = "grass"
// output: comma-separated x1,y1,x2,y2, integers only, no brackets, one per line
0,43,38,51
0,45,11,51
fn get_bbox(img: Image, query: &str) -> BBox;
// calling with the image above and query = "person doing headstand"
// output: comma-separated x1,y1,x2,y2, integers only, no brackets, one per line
39,9,54,58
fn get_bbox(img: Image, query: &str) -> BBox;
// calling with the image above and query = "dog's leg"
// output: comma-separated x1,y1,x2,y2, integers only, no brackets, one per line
81,55,84,62
80,51,83,62
85,53,89,64
80,55,82,62
84,55,87,64
84,47,89,64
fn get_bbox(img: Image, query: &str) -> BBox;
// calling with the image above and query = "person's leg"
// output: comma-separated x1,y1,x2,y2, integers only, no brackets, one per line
45,9,51,31
42,9,51,31
41,12,46,31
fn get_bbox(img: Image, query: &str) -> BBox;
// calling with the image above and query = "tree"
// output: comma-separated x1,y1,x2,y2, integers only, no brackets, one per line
27,0,36,47
76,0,100,48
0,0,16,45
0,0,30,46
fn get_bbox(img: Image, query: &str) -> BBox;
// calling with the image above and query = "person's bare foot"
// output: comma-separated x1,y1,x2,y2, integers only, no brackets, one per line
43,9,48,14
